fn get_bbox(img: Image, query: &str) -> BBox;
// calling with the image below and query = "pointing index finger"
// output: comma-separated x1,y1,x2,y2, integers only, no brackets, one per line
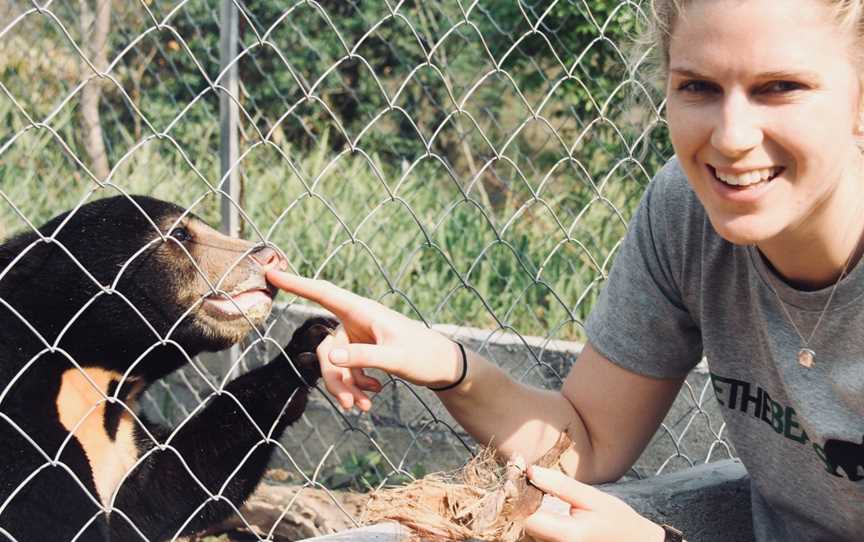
266,270,363,315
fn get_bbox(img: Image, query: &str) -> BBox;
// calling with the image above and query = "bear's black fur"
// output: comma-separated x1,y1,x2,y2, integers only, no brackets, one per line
0,195,335,541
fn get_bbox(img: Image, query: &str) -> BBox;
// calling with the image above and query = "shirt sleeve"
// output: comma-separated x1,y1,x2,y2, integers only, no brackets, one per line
584,160,703,379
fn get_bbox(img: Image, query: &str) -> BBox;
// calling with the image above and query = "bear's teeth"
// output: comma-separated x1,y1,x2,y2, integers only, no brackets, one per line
205,290,272,315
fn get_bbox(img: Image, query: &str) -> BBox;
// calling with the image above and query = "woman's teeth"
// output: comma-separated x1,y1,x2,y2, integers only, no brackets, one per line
714,167,782,186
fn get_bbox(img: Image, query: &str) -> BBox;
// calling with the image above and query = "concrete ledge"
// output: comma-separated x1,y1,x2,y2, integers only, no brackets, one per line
301,459,753,542
601,459,753,542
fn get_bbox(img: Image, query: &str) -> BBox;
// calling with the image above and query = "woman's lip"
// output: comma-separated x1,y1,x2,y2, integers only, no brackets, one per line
705,164,780,203
709,165,783,175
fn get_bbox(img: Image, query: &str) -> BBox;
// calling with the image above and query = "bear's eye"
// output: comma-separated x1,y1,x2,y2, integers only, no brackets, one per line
169,227,192,243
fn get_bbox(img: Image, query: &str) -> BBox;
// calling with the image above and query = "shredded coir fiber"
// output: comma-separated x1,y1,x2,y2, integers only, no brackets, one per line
361,432,574,542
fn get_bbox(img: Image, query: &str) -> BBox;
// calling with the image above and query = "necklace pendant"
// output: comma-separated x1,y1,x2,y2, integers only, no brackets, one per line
798,348,815,368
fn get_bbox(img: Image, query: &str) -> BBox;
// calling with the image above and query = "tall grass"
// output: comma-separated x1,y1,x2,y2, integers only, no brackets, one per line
0,104,644,343
0,29,653,343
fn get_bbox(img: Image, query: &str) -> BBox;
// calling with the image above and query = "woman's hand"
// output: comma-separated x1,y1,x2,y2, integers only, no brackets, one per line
266,271,464,411
525,466,665,542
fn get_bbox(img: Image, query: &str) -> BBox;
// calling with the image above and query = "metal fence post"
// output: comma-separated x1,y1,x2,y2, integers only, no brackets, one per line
219,0,241,374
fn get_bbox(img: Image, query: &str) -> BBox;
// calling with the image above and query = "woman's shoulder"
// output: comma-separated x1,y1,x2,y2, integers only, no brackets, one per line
638,156,729,266
648,157,703,213
638,156,709,236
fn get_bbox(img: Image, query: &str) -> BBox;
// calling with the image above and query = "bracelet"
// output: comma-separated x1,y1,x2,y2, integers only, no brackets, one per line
661,524,684,542
428,341,468,392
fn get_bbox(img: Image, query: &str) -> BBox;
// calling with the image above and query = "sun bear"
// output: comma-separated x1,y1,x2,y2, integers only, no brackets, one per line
0,195,335,542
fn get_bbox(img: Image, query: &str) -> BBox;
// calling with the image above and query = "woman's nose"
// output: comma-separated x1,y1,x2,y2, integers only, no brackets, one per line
711,93,764,157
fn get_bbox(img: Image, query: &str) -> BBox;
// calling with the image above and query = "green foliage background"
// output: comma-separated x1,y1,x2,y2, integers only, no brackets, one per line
0,0,673,341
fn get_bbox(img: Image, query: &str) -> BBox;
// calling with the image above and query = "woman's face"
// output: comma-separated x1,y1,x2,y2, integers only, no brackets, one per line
666,0,863,247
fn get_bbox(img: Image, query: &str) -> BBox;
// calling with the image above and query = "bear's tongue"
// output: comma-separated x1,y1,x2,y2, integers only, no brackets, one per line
205,290,272,315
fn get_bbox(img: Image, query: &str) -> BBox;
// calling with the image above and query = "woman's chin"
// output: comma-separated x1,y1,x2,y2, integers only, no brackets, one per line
707,214,784,247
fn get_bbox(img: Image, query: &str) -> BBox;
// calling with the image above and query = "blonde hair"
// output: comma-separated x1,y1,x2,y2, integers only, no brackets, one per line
641,0,864,78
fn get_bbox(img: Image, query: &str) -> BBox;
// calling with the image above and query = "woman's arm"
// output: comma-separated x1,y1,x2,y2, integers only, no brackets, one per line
266,271,684,483
436,342,684,482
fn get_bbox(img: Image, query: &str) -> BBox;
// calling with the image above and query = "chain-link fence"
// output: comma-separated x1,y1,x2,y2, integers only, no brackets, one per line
0,1,732,540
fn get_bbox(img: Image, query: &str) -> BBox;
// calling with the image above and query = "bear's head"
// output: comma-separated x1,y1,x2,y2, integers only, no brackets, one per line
0,195,285,379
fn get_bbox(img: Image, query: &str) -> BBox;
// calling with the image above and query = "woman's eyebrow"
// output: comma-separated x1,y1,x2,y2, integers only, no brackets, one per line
668,67,712,79
755,70,821,83
669,66,821,82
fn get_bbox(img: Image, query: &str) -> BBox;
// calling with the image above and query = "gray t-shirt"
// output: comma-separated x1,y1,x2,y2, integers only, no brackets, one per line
586,158,864,541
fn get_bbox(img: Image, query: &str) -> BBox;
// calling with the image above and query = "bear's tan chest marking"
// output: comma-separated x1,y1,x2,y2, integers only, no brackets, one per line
56,368,143,507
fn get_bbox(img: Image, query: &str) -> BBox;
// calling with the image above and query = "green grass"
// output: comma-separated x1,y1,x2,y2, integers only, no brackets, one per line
0,18,658,343
0,87,650,341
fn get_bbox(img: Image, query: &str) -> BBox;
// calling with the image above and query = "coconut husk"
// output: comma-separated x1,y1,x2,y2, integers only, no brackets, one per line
362,431,574,542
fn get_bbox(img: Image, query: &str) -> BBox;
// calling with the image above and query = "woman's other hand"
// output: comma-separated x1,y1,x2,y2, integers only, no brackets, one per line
266,271,464,411
524,466,665,542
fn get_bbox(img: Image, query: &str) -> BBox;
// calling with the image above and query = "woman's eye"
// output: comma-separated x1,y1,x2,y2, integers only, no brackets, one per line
677,80,718,95
761,81,804,93
169,227,192,243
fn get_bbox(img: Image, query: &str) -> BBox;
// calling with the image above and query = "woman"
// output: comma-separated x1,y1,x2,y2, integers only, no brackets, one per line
268,0,864,539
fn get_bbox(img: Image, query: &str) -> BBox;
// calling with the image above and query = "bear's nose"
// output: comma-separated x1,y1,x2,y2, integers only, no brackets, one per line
250,246,283,270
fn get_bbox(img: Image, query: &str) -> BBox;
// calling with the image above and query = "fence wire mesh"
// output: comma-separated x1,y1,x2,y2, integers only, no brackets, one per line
1,0,733,540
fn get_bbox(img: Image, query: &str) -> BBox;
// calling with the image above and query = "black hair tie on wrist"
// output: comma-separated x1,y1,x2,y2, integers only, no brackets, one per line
428,341,468,392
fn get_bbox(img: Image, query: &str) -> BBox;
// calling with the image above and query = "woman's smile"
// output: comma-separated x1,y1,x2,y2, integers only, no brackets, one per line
705,164,785,203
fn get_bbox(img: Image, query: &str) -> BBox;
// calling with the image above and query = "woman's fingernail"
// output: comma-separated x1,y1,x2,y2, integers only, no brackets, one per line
330,349,349,365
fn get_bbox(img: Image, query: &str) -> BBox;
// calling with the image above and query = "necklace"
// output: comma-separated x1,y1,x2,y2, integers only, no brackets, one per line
764,229,863,369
